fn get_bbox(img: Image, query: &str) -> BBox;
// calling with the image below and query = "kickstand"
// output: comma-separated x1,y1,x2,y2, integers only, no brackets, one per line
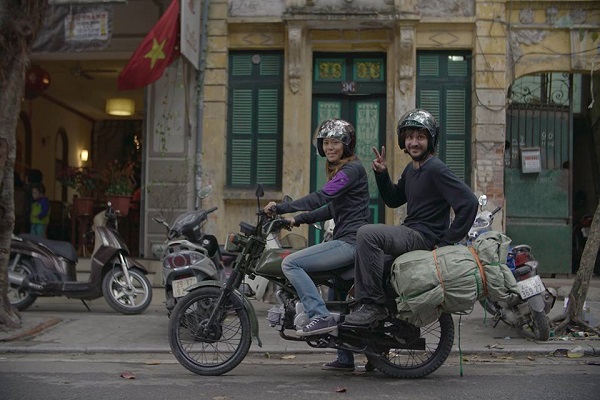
81,299,91,312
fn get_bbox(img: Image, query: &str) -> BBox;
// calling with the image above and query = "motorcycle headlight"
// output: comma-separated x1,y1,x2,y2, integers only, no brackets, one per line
472,218,488,228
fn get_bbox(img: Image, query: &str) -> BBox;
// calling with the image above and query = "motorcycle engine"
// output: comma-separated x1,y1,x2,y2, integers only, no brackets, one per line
293,302,309,330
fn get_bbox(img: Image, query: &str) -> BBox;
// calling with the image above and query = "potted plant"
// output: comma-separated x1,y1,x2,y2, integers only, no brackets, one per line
57,166,100,215
102,160,136,216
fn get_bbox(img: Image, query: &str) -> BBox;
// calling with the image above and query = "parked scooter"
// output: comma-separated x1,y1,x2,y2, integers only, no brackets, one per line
8,201,153,314
167,185,454,378
152,186,224,314
469,195,556,340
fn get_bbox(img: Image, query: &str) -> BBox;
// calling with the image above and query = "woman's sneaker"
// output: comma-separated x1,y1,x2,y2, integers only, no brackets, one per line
322,360,355,372
296,316,337,336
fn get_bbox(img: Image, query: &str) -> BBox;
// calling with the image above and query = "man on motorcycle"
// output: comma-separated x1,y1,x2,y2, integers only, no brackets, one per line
264,118,370,371
344,109,478,326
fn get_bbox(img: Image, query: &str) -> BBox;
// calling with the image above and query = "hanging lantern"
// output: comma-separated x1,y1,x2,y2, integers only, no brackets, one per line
24,65,51,100
105,98,135,116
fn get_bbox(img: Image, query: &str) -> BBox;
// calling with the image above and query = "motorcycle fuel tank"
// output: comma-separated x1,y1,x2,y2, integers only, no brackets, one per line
254,248,294,278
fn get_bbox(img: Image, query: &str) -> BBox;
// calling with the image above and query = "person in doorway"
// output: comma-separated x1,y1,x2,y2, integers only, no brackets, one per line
263,118,370,372
344,109,478,325
30,182,50,237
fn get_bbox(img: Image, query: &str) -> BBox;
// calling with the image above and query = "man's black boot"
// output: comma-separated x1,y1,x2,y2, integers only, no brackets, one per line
343,303,387,326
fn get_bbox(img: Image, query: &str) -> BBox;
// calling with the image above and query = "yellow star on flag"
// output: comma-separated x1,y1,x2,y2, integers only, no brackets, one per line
144,38,167,69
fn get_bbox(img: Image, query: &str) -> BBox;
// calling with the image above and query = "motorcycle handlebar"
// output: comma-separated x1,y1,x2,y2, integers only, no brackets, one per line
206,206,218,214
491,206,502,216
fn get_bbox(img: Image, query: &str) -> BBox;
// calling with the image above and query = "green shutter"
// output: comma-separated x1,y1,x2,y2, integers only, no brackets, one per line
417,51,471,185
227,52,283,188
418,55,439,76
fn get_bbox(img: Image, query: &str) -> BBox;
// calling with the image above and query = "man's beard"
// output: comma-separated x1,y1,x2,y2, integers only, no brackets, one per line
406,147,429,162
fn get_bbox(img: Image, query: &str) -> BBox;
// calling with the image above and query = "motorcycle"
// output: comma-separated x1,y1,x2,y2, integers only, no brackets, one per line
8,201,153,314
167,184,454,378
152,185,224,314
469,195,556,340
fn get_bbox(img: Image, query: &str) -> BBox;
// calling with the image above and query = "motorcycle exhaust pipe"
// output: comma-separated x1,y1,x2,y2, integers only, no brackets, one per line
8,271,44,291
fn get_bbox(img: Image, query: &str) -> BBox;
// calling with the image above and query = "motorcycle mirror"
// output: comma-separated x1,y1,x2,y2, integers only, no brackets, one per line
478,194,488,206
198,185,213,199
255,184,264,198
282,195,293,203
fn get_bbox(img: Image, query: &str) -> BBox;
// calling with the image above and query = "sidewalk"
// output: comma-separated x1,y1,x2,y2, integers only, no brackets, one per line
1,279,599,357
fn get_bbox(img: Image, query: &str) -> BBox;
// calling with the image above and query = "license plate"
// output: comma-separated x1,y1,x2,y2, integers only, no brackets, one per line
517,275,545,300
173,277,197,298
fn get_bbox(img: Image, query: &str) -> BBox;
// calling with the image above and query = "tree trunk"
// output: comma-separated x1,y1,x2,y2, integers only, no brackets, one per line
554,200,600,334
0,0,47,331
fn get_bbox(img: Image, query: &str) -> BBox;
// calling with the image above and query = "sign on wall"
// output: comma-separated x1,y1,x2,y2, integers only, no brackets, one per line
181,0,202,70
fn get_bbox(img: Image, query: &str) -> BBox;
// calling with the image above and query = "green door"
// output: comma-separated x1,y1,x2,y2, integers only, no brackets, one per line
505,105,571,274
310,54,386,244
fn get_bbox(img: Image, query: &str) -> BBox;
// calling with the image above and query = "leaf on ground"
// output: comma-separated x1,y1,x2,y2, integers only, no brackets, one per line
263,352,271,358
527,356,535,361
213,397,229,400
144,360,161,365
335,387,347,393
120,371,136,379
485,343,503,349
281,355,296,360
500,356,514,360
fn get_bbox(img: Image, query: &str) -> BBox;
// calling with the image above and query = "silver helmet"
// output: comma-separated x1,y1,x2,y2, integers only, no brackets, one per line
312,118,356,158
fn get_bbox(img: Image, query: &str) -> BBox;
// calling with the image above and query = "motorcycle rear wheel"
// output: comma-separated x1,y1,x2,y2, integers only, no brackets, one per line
168,286,252,376
520,310,550,341
365,313,454,379
102,267,153,314
8,259,38,311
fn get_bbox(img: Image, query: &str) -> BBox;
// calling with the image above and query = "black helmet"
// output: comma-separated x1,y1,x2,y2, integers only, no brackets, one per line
313,118,356,158
397,109,439,154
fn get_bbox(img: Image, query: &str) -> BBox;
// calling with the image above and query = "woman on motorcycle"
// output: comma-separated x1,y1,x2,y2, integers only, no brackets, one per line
264,118,370,372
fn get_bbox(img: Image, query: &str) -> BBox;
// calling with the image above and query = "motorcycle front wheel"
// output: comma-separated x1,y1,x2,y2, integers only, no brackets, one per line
102,267,153,314
8,259,38,311
168,286,252,376
365,313,454,379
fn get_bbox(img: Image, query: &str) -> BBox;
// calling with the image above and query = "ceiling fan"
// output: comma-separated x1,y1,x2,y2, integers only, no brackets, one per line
70,62,118,80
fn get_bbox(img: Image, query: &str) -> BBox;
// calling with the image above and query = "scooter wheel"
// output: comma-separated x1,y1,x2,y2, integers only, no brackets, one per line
8,259,38,311
102,267,153,314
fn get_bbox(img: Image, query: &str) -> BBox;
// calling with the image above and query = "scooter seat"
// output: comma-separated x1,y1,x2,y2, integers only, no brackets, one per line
19,234,78,262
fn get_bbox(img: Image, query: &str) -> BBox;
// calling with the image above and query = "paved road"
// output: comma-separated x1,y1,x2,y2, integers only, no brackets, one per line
0,352,598,400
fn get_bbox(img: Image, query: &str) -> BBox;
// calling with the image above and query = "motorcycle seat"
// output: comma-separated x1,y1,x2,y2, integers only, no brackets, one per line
309,263,354,283
19,234,78,262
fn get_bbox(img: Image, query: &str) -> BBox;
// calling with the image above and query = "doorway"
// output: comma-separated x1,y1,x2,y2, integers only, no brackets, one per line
309,53,386,244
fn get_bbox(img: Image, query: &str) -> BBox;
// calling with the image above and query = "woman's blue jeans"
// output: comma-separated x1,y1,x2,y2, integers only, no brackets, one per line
281,239,355,365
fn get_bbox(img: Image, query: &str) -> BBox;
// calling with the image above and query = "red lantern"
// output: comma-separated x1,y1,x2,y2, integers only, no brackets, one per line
24,65,51,100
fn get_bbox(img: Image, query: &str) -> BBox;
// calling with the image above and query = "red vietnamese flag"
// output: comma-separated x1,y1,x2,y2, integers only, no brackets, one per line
118,0,180,91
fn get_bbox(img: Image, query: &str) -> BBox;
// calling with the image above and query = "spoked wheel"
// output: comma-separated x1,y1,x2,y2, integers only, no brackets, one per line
168,286,252,376
102,267,153,314
518,310,550,341
365,313,454,379
8,259,38,311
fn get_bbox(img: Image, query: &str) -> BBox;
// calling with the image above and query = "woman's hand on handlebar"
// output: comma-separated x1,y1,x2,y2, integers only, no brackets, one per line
284,217,299,228
264,201,277,217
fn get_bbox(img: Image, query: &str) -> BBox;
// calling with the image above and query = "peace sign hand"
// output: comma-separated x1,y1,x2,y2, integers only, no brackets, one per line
372,146,387,174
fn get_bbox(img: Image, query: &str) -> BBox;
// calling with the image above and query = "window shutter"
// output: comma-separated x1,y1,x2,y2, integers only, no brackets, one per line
417,51,471,185
227,52,283,188
230,89,253,185
257,88,279,185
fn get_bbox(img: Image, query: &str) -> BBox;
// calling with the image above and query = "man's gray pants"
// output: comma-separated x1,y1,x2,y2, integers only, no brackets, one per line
354,224,428,305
